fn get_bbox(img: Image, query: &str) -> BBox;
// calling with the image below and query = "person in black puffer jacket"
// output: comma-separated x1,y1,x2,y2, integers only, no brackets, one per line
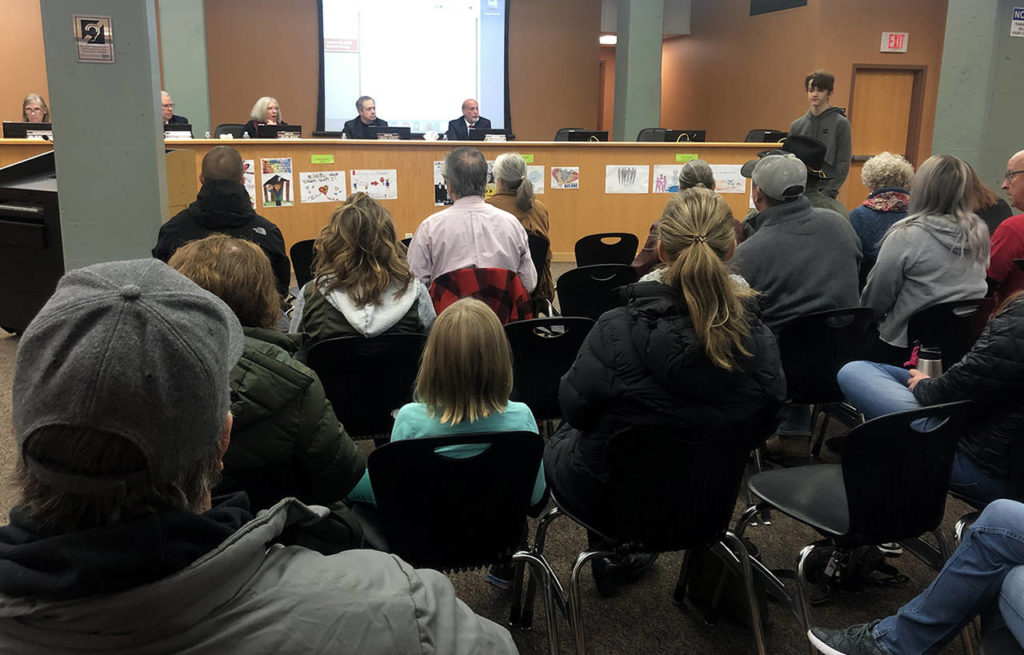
838,292,1024,506
545,188,787,595
170,235,366,515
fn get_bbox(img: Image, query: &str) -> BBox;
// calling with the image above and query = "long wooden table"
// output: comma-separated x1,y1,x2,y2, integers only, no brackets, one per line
2,138,771,261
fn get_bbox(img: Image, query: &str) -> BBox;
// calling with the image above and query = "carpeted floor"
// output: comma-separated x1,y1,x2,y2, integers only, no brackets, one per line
0,280,974,654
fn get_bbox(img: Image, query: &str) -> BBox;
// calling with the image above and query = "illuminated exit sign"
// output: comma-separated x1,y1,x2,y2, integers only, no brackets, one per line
880,32,909,53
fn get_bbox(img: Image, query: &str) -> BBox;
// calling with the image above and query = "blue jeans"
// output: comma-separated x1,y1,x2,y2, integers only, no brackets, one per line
869,499,1024,654
836,361,1014,506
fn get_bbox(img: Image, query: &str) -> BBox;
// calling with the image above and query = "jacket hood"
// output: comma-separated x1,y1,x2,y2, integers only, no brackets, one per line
913,214,982,256
803,106,847,121
320,278,420,338
189,179,258,229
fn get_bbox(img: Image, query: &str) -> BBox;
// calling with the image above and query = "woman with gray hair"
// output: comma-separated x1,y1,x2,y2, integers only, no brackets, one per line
849,151,914,285
242,96,284,137
486,152,554,307
22,93,49,122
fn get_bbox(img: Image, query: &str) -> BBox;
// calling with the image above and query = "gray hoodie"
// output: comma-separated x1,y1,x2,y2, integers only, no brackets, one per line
861,215,989,347
789,106,851,197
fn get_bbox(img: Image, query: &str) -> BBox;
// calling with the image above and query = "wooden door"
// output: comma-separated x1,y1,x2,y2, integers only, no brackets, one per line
842,67,924,211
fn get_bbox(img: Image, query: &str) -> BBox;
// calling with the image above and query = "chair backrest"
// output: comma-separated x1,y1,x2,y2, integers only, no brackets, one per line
369,431,543,570
553,127,587,141
289,239,316,290
214,123,246,138
907,298,987,370
428,267,533,324
599,424,756,551
744,129,787,143
776,307,874,404
305,333,427,437
505,317,595,420
527,232,549,289
841,400,972,546
636,128,666,142
556,264,636,320
574,232,640,267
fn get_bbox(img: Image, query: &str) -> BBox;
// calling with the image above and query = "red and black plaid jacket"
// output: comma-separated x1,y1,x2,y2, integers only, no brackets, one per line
429,267,534,324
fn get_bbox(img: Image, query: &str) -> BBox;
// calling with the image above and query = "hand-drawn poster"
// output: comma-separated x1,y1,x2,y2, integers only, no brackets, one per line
351,169,397,200
432,161,452,206
550,166,580,190
242,159,257,207
260,158,293,207
709,164,746,194
652,165,682,193
299,171,347,204
527,165,545,194
605,165,650,194
485,160,496,198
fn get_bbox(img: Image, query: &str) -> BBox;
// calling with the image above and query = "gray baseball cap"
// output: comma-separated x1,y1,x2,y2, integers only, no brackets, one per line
742,153,807,201
13,259,244,495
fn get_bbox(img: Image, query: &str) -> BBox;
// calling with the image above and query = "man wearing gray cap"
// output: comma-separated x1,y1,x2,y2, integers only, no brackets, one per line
733,154,861,455
0,259,517,654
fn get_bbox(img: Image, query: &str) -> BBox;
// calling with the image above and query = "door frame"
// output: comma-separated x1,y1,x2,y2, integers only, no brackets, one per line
847,64,927,166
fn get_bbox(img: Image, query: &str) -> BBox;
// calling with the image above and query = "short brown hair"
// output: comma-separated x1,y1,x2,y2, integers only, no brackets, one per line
313,192,413,306
415,298,513,425
805,70,835,93
201,146,244,182
169,234,280,329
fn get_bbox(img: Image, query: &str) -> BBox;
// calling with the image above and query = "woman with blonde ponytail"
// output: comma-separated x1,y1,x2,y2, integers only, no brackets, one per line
545,187,786,595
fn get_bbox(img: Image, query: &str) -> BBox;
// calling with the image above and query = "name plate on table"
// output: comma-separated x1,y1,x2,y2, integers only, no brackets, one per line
26,130,53,140
164,131,192,140
484,133,507,142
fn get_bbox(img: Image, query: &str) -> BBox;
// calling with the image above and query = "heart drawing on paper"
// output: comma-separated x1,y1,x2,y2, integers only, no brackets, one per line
318,185,329,196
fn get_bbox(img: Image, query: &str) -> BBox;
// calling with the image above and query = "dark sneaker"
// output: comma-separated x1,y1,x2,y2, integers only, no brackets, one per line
591,552,659,597
808,621,889,655
485,563,515,591
877,542,903,557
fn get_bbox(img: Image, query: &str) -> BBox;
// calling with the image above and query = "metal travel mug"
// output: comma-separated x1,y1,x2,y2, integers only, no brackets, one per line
917,347,943,377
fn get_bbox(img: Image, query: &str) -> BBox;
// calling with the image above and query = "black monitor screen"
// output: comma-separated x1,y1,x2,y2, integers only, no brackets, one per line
467,128,510,141
566,130,608,142
257,124,303,139
367,126,412,140
3,122,53,139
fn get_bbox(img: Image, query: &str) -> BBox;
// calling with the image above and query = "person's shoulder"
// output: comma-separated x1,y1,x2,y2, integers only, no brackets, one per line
395,402,429,423
478,116,492,128
994,212,1024,235
504,401,537,424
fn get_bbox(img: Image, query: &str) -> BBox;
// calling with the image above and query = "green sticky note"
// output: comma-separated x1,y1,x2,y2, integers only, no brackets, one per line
311,154,335,164
521,154,534,164
675,153,698,163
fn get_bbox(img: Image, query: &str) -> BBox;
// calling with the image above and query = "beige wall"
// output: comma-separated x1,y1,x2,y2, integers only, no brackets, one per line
3,0,48,123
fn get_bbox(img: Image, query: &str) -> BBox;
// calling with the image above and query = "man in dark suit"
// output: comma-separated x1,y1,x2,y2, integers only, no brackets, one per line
445,99,492,140
161,91,189,125
342,96,388,139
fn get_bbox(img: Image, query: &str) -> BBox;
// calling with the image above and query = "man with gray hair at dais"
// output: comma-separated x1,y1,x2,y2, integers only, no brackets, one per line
408,146,536,291
0,258,518,654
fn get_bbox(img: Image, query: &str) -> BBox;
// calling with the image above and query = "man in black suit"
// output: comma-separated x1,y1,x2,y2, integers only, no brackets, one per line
342,96,388,139
445,99,492,140
161,91,189,125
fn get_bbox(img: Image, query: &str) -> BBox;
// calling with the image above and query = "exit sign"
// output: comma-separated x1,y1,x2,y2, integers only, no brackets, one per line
881,32,909,52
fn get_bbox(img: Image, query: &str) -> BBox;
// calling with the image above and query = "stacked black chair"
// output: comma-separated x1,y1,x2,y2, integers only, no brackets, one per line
519,425,769,655
504,317,594,424
775,307,874,456
553,127,588,141
573,232,640,267
289,239,315,290
305,333,426,439
735,400,972,645
906,298,987,371
213,123,246,138
364,431,562,654
556,264,635,320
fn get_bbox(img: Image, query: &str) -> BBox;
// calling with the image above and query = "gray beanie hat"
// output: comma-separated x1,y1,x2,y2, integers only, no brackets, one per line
747,154,807,201
13,259,244,495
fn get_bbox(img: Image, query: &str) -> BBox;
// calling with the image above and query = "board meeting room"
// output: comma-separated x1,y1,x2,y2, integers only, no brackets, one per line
2,1,1024,654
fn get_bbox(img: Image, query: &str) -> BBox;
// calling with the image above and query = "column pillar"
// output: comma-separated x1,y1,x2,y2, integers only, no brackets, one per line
611,0,663,142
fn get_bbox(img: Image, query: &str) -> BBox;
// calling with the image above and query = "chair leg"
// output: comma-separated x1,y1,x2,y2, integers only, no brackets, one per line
515,506,564,628
673,549,695,605
567,549,614,655
795,544,819,655
955,511,980,549
735,502,769,541
722,532,768,655
512,550,567,655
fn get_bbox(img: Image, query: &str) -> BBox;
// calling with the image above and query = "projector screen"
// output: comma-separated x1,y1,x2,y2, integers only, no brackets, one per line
319,0,509,134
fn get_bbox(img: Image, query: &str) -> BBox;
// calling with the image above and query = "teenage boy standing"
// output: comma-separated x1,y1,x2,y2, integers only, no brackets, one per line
790,70,851,199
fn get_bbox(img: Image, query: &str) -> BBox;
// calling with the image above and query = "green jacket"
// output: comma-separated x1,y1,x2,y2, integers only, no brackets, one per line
216,326,366,511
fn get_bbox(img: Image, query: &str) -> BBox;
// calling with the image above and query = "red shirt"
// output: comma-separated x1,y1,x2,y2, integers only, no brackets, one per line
988,212,1024,307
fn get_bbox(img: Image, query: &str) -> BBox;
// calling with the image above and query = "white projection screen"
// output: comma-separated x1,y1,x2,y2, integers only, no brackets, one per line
320,0,508,134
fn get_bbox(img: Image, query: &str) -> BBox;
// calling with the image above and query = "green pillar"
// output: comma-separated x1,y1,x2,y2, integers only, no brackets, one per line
612,0,663,142
933,0,1024,188
158,0,212,137
41,0,168,270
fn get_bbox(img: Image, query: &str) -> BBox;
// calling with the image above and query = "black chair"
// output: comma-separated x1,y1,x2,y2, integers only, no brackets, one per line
305,333,426,439
636,128,666,142
907,298,987,370
505,317,594,423
775,307,874,456
735,400,972,645
365,431,562,653
744,129,787,143
214,123,246,138
556,264,635,320
553,127,587,141
573,232,639,267
521,425,768,655
1015,259,1024,271
400,236,412,249
289,239,315,290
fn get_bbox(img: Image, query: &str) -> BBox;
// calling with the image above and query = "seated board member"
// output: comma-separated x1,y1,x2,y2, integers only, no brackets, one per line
161,90,188,125
0,258,519,654
152,145,291,296
242,96,285,138
343,96,388,139
446,99,492,140
22,93,49,123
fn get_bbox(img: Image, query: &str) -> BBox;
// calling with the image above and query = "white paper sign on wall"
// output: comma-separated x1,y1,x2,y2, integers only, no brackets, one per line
1012,7,1024,37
